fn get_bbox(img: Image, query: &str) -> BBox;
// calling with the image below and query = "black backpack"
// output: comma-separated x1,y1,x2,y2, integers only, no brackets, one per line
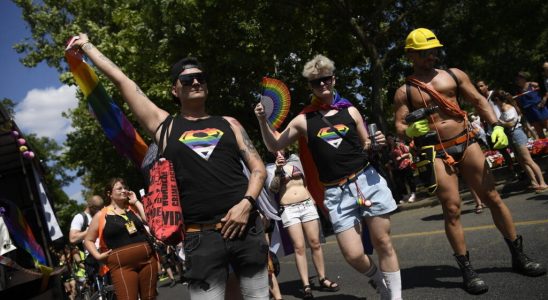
80,212,89,231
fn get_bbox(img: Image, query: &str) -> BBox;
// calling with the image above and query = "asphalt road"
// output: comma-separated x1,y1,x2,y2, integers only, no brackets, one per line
157,187,548,299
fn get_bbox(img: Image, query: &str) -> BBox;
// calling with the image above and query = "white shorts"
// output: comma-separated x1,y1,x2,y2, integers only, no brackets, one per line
280,199,319,228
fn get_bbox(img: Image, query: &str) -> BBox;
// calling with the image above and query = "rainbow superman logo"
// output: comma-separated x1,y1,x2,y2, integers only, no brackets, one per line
179,128,224,160
316,124,349,148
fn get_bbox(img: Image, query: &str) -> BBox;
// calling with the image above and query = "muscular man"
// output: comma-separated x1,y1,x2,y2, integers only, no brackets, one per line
70,34,268,300
394,28,545,295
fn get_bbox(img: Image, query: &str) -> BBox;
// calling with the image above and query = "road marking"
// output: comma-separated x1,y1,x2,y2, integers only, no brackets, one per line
318,219,548,246
391,219,548,239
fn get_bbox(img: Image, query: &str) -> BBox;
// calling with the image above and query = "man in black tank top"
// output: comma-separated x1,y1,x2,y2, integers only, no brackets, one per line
255,54,402,299
394,28,545,295
70,34,269,299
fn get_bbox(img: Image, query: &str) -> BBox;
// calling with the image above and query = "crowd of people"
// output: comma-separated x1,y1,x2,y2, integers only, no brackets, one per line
56,28,546,300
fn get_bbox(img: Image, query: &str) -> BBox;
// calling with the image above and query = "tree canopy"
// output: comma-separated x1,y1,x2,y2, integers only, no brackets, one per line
11,0,547,194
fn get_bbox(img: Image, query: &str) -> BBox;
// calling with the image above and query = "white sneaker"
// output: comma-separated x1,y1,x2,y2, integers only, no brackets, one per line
407,193,416,203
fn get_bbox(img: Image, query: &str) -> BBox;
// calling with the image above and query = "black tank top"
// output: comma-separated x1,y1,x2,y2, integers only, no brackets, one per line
306,108,368,182
103,210,147,249
163,115,248,224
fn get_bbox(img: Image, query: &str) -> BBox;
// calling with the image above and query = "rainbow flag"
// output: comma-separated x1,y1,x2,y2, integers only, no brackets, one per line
0,201,46,266
65,50,148,166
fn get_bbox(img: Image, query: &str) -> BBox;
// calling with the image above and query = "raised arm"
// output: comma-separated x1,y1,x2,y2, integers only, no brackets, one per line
71,33,168,136
254,102,304,152
128,191,147,222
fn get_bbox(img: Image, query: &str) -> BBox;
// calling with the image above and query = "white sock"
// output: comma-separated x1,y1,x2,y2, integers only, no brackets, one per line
383,270,402,300
364,262,389,299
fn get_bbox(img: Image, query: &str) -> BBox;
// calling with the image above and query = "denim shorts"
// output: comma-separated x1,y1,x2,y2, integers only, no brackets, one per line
183,214,269,291
324,166,397,234
280,198,319,228
509,127,528,147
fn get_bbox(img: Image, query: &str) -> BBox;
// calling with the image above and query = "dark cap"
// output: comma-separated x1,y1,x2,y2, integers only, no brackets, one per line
169,57,204,84
516,71,530,80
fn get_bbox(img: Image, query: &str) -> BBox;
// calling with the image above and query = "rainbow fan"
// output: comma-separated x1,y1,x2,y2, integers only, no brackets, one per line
260,77,291,129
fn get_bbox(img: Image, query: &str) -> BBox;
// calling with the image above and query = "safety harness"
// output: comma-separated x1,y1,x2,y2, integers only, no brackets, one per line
405,69,472,166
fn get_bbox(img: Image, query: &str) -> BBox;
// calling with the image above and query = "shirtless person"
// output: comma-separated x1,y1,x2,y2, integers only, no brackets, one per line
268,150,338,299
393,28,546,295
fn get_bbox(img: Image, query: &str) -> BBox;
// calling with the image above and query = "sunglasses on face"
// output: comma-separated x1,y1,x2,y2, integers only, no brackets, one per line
178,73,207,86
308,75,334,89
410,48,439,58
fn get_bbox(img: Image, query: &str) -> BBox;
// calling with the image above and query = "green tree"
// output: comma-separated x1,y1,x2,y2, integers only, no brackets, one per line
24,134,83,234
11,0,546,194
0,99,82,233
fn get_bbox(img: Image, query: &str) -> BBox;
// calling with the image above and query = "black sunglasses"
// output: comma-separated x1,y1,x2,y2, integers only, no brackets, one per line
308,75,334,88
178,73,207,86
410,48,439,58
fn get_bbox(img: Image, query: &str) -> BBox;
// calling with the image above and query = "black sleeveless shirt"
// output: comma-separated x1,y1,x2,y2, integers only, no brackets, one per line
306,108,368,182
103,210,147,249
163,115,248,224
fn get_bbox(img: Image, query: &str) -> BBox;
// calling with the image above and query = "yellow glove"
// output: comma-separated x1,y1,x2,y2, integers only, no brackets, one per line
491,125,508,149
405,119,430,138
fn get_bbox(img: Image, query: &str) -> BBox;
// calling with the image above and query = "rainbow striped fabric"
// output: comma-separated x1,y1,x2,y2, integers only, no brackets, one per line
65,50,148,166
0,202,46,266
260,77,291,129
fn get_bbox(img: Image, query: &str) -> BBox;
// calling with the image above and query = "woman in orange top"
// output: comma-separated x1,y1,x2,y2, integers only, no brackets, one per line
84,178,158,300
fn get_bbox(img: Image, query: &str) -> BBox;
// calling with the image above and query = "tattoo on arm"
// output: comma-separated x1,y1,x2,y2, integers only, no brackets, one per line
98,54,120,70
269,176,281,193
239,127,260,161
135,84,146,96
81,43,94,51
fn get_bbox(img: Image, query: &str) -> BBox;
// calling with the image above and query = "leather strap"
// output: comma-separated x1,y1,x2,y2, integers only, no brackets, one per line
185,222,223,233
322,165,368,187
434,129,477,151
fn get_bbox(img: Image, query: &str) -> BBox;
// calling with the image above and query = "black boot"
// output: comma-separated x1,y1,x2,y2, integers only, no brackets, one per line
504,235,546,277
454,252,489,295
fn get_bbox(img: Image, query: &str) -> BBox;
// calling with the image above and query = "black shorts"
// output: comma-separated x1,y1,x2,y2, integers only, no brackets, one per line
183,213,268,285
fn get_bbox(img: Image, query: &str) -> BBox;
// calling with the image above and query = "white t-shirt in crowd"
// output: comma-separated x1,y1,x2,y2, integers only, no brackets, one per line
70,211,92,232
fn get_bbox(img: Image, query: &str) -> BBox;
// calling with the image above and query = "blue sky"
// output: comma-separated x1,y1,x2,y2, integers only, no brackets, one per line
1,1,84,203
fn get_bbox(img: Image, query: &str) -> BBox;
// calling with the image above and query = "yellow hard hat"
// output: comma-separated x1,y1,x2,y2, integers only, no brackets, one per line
405,28,443,51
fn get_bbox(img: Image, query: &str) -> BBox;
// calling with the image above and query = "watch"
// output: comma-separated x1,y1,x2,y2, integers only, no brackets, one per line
243,195,257,210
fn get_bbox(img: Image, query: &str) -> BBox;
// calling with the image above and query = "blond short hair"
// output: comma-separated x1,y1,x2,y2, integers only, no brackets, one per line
302,54,335,79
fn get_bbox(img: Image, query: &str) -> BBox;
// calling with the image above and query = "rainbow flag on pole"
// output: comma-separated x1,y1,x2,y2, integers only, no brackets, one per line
65,47,148,166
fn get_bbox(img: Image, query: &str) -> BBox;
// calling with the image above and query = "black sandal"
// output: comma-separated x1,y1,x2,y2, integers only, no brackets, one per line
319,277,340,292
302,284,314,299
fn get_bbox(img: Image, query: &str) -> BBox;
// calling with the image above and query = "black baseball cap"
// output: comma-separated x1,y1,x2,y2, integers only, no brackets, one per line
169,57,204,84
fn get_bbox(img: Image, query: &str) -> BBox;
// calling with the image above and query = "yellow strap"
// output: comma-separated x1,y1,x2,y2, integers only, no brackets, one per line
109,207,130,222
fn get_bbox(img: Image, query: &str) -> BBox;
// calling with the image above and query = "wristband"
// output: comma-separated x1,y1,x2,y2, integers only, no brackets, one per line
80,41,92,50
491,121,503,128
243,195,257,209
